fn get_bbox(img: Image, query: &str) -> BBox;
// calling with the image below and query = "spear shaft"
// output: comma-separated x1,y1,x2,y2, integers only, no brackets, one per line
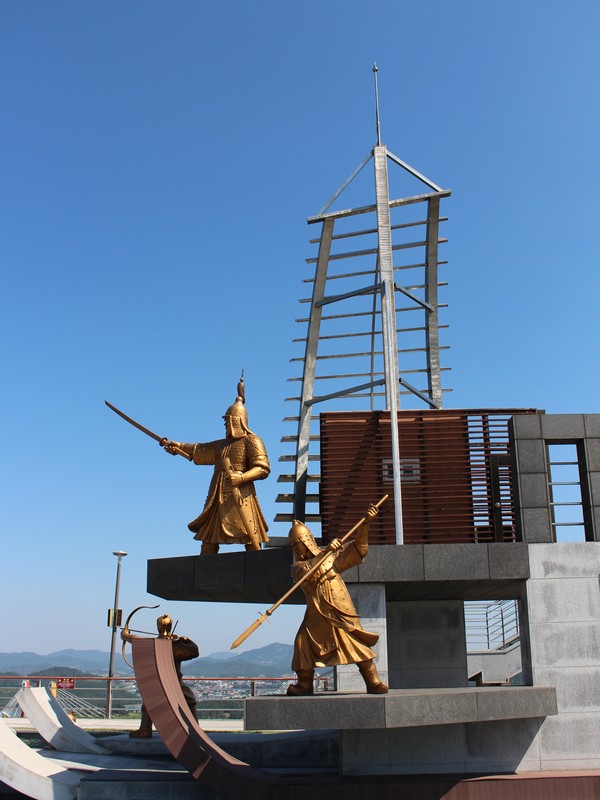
230,494,389,649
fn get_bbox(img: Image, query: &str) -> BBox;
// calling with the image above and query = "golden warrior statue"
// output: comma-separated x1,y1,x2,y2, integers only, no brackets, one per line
164,375,270,555
287,505,388,696
122,614,199,738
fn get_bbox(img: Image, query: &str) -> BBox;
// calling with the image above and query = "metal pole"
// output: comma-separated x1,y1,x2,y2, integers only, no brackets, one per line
374,144,404,544
107,550,127,718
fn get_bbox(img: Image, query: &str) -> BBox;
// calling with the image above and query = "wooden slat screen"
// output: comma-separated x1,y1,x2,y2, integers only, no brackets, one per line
319,409,537,545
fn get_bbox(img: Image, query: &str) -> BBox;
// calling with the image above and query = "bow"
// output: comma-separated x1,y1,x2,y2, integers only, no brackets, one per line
121,604,160,669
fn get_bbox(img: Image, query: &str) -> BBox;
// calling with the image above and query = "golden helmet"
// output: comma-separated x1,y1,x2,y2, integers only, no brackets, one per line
288,520,322,557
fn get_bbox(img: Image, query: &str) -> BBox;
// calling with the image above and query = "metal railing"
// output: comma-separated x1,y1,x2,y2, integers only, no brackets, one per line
0,674,333,720
464,600,520,652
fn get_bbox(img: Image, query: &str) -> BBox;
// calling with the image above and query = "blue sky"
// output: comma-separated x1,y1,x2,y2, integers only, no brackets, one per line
2,1,599,656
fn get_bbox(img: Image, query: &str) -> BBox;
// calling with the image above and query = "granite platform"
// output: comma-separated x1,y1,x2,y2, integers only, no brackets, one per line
244,686,557,732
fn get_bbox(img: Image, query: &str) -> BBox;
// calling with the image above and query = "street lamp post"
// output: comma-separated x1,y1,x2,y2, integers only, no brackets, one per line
106,550,127,719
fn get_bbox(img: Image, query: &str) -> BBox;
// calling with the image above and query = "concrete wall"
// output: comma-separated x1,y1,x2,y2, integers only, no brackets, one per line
523,542,600,769
340,542,600,774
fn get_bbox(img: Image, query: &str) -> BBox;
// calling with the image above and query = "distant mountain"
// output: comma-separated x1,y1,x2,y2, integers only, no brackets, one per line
0,649,128,676
0,643,294,678
182,643,294,678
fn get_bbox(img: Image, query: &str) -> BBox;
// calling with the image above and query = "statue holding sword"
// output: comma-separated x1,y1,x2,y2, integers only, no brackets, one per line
106,374,270,555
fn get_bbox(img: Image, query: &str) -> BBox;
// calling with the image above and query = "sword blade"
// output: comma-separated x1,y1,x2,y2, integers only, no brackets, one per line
105,400,164,444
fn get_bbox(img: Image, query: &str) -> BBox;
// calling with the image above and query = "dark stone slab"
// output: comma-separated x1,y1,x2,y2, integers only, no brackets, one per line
147,556,195,600
423,544,490,581
541,413,585,439
78,770,216,800
245,687,558,732
511,413,542,439
488,543,530,580
148,545,536,604
515,439,547,473
359,545,425,582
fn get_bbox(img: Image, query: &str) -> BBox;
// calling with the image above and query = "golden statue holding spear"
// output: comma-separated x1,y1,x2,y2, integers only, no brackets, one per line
231,496,389,695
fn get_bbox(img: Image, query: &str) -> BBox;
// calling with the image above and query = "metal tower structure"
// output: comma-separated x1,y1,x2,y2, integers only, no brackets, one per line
277,67,451,542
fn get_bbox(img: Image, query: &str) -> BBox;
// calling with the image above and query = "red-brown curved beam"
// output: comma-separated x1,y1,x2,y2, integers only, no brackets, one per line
132,637,291,798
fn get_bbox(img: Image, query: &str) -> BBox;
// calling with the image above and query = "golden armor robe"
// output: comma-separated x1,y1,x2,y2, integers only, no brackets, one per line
290,540,379,671
187,433,270,545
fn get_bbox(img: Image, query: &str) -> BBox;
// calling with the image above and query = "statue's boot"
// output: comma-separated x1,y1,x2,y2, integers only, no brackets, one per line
358,659,388,694
245,543,261,551
200,542,219,555
287,669,315,696
129,707,153,738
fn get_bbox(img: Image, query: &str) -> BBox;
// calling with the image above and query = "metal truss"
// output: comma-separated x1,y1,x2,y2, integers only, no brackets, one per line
277,143,451,539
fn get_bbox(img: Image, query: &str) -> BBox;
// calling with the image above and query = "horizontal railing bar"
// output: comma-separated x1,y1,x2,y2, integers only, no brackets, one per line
308,217,448,244
298,282,448,303
295,303,450,323
307,189,452,224
302,260,449,284
305,238,448,264
290,345,449,362
292,324,449,343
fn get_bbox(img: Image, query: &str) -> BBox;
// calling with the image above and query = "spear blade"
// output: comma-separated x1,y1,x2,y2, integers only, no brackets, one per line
230,614,268,650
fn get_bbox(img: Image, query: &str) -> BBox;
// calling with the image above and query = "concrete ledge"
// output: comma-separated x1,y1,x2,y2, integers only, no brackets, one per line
244,687,557,732
148,544,530,604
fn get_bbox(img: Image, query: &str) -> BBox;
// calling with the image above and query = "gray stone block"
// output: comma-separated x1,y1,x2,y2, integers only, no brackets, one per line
519,473,550,508
592,506,600,542
538,713,600,761
584,414,600,437
423,544,489,581
511,413,542,439
590,471,600,506
527,542,600,579
389,668,468,689
383,723,468,772
348,584,386,623
541,414,585,440
515,438,547,473
385,689,477,728
357,545,424,582
529,621,600,668
340,728,391,774
475,686,557,721
585,438,600,472
487,543,530,579
244,695,386,732
526,577,600,623
521,508,552,542
389,599,465,634
533,667,600,713
465,717,542,770
398,634,467,670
